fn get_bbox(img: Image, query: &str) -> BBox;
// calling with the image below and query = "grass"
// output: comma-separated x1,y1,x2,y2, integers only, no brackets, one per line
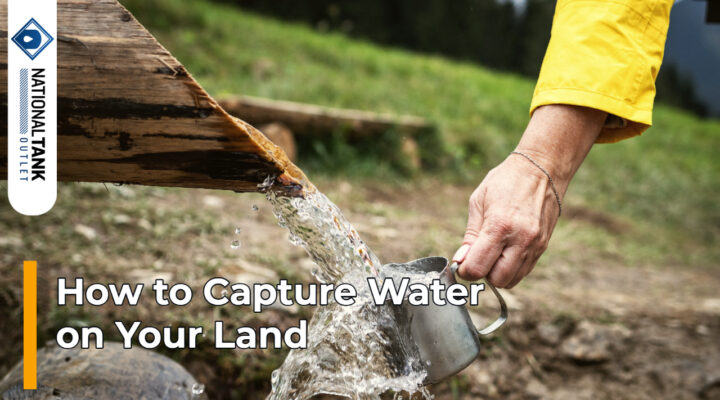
1,2,718,396
120,0,719,263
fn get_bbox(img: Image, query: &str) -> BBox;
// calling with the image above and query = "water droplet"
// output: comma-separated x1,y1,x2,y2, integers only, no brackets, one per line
234,227,242,234
252,204,259,211
191,383,205,395
230,240,241,249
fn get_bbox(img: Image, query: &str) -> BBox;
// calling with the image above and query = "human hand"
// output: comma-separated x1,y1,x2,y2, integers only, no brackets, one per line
452,153,561,288
452,104,607,288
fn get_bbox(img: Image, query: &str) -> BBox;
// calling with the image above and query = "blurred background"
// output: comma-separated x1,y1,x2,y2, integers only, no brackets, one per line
1,0,718,398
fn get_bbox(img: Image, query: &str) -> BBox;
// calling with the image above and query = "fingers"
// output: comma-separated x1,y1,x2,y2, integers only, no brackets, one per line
505,229,549,289
452,243,471,264
505,252,539,289
486,245,526,288
456,215,545,286
457,229,505,281
454,164,557,287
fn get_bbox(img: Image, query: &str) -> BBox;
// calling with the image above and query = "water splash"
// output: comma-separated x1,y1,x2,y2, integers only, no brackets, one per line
265,185,432,400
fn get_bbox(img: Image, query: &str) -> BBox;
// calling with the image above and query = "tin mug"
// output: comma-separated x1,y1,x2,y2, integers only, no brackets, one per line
384,256,508,384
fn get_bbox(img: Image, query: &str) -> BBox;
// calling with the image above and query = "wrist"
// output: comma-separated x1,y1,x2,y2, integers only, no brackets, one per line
515,104,606,193
511,147,571,194
508,151,564,216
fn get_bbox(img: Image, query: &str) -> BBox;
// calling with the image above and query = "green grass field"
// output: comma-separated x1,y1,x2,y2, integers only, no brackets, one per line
120,0,719,264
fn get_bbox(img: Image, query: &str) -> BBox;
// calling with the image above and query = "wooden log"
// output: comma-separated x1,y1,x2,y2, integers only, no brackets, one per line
0,0,312,195
219,96,434,140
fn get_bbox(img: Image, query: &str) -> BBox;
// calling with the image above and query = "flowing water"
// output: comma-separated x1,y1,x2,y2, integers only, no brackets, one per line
263,181,434,400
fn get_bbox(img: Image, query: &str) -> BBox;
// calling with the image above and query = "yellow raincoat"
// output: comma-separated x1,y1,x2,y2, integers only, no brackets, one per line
531,0,675,143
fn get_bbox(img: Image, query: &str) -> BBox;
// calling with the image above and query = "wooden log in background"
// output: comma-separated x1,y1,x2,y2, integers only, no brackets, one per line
220,96,434,140
0,0,311,194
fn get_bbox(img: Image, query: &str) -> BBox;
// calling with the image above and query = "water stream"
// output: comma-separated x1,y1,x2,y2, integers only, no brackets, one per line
263,182,433,400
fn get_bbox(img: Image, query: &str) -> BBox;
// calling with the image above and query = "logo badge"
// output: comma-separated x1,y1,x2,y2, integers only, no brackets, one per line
12,18,54,60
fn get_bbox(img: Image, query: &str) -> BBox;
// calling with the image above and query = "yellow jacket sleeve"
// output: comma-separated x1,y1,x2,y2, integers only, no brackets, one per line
530,0,674,143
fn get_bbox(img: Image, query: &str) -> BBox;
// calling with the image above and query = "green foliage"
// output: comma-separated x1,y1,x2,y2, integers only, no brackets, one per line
298,129,416,179
120,0,719,258
213,0,710,116
214,0,552,77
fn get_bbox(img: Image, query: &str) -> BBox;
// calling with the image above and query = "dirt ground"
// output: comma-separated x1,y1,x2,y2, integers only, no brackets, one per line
1,179,719,399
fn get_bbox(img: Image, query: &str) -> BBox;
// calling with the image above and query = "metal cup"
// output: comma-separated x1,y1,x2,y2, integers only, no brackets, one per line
384,256,507,385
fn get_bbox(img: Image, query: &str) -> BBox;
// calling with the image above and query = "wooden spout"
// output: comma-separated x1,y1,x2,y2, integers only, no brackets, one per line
0,0,314,196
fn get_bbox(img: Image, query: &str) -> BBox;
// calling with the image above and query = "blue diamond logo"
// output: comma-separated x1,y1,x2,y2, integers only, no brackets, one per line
12,18,54,60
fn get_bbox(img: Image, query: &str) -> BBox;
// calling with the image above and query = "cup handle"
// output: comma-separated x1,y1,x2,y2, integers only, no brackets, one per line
450,262,508,336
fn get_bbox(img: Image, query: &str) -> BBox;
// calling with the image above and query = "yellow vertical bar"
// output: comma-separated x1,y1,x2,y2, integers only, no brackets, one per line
23,260,37,390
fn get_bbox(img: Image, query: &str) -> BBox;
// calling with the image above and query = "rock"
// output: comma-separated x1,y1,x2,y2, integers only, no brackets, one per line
525,378,549,399
701,298,720,315
0,343,204,399
0,236,22,248
699,375,720,399
560,320,631,363
696,324,711,336
112,214,132,225
647,359,711,396
137,218,153,231
202,195,225,209
73,224,98,241
537,322,563,346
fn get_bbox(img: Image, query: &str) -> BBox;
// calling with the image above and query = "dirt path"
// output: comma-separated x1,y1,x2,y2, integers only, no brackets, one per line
1,181,718,399
326,179,720,399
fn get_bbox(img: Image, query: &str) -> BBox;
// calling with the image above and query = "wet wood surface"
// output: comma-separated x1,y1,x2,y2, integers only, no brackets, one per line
0,0,310,193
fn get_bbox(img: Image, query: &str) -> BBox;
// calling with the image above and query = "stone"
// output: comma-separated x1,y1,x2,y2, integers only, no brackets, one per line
202,195,225,209
137,218,153,231
112,214,132,225
696,324,711,336
537,322,563,346
74,224,98,241
525,378,549,399
0,236,22,248
560,320,631,363
701,298,720,315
